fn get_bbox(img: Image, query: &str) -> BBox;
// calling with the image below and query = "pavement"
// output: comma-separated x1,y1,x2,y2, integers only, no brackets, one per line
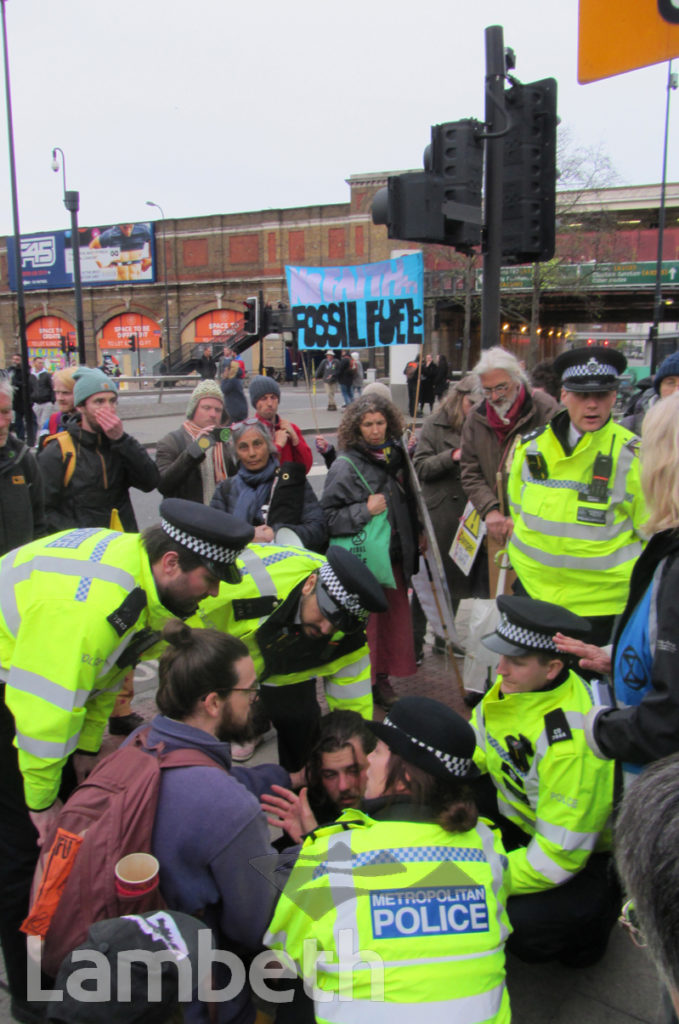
0,384,665,1021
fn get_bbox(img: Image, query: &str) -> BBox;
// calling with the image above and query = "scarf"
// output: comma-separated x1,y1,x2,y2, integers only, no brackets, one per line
183,420,228,504
229,456,278,524
484,384,527,444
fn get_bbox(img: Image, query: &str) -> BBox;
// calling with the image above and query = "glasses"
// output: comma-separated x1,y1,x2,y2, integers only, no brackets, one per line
618,899,646,948
231,685,261,702
482,382,511,398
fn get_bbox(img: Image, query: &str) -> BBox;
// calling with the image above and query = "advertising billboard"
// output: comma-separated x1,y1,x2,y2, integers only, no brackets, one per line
6,222,156,291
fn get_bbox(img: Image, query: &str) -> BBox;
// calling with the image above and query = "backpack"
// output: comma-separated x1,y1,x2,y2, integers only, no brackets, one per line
22,728,223,978
40,430,77,485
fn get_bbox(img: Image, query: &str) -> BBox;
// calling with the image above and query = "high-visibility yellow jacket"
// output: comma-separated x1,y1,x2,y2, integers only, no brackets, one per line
195,545,373,718
0,529,181,810
507,411,646,616
266,806,512,1024
471,669,615,895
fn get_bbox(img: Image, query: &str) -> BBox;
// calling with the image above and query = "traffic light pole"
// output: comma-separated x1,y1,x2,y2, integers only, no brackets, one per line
258,288,264,375
481,24,506,350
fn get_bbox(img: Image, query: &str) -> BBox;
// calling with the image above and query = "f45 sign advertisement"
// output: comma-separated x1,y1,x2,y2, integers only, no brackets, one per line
7,222,156,291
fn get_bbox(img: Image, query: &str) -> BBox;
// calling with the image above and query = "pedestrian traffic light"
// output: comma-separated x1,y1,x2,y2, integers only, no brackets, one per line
372,119,483,252
128,335,137,351
244,296,259,336
59,335,67,354
501,78,558,265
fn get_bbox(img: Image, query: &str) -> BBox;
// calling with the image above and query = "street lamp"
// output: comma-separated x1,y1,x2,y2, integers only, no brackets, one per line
145,200,171,364
51,147,86,364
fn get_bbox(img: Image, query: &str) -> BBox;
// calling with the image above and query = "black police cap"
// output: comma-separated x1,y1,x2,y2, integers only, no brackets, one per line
159,498,254,585
482,595,591,658
368,697,479,781
554,345,627,393
315,547,388,633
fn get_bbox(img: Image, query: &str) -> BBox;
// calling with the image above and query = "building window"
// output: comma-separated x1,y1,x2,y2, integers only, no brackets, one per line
329,227,346,260
355,225,365,257
182,238,208,267
289,231,305,261
230,234,259,264
267,232,277,264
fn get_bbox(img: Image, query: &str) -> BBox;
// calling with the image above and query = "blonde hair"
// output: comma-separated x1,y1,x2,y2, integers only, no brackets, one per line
52,366,77,391
640,392,679,533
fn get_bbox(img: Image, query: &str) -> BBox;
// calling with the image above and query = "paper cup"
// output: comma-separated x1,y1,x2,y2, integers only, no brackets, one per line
114,853,160,899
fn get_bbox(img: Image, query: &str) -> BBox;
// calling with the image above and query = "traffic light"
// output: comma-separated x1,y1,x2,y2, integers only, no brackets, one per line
128,335,137,351
60,334,67,354
501,78,558,265
261,302,289,336
244,296,259,336
372,120,483,252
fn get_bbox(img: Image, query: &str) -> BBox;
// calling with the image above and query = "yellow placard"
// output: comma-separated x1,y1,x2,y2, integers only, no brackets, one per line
579,0,679,83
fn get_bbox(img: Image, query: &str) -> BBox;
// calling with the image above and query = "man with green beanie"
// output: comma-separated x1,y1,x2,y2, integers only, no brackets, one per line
38,366,159,533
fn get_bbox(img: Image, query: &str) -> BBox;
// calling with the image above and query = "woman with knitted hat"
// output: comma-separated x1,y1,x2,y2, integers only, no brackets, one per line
264,696,511,1023
156,380,236,505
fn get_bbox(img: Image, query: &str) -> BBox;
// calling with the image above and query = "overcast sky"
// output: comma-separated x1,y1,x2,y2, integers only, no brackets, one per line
0,0,676,237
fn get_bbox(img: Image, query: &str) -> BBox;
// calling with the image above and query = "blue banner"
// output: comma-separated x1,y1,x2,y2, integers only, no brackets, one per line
286,253,424,349
7,222,156,292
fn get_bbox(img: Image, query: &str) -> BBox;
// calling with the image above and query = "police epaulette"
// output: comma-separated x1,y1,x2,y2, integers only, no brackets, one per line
521,425,547,444
232,596,279,621
624,436,641,456
107,587,147,637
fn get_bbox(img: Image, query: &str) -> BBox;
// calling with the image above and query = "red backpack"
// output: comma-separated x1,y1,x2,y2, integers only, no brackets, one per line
23,729,222,978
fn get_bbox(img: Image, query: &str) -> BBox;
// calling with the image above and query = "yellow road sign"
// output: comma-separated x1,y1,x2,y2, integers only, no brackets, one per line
579,0,679,83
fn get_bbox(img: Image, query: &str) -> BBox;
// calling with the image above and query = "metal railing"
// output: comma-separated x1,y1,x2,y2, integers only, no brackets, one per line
115,375,200,402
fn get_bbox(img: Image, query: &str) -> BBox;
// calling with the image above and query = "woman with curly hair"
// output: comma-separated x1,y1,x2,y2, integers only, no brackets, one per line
321,393,423,709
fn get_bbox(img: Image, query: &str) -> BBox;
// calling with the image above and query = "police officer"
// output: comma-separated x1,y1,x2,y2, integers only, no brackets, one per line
508,346,646,646
471,595,619,967
266,696,512,1023
196,546,388,771
0,498,253,1022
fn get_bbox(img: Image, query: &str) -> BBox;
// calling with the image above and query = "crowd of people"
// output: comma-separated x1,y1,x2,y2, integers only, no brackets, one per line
0,343,677,1024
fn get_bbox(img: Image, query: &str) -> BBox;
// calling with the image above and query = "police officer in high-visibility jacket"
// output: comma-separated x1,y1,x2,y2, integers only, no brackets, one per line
508,346,646,647
266,696,512,1024
471,596,619,967
196,546,388,771
0,499,253,1021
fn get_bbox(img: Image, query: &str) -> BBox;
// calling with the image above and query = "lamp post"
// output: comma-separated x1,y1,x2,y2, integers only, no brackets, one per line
649,60,678,373
51,147,86,364
145,200,171,364
1,0,33,443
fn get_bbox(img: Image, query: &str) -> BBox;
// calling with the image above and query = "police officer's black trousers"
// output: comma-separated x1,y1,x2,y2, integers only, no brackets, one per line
0,689,76,1007
259,678,321,772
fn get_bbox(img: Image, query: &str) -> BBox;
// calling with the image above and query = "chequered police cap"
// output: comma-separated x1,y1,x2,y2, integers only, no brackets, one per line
318,561,367,621
368,696,479,782
158,498,254,584
481,595,591,658
554,345,626,392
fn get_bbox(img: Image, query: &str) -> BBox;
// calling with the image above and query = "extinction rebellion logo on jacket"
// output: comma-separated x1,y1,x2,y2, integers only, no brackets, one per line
370,886,490,938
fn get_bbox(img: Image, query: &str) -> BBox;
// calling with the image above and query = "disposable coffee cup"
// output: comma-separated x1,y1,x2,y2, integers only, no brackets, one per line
114,852,160,899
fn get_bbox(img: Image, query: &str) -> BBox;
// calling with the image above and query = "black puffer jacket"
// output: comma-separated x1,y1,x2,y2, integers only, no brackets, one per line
0,434,45,554
37,417,159,532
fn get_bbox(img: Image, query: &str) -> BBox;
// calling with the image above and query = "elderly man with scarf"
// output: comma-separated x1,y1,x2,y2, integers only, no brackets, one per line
460,347,557,596
156,380,235,505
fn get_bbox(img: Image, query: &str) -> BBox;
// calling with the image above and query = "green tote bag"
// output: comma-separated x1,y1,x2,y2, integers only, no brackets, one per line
328,457,396,589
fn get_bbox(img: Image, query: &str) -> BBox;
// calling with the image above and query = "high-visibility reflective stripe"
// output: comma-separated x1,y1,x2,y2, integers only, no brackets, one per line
497,793,533,832
96,633,138,679
510,532,642,571
535,817,600,853
0,548,25,634
325,678,371,702
8,667,90,711
316,983,506,1024
477,820,511,944
326,830,358,954
237,547,277,597
525,840,576,885
16,729,79,760
29,556,136,591
517,509,635,542
320,944,507,971
328,654,370,679
610,443,635,506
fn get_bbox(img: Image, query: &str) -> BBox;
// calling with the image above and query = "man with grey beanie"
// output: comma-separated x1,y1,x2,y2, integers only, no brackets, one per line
249,373,312,472
156,379,235,504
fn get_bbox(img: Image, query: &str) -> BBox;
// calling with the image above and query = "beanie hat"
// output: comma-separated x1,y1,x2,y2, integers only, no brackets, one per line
73,367,118,407
249,375,281,407
362,381,392,402
186,379,224,420
654,351,679,395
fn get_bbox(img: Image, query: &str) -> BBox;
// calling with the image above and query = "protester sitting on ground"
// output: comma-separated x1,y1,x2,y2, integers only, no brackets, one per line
265,696,512,1024
261,708,375,842
471,595,619,967
38,365,77,440
0,378,44,557
211,418,326,552
321,392,423,710
555,391,679,784
615,754,679,1024
412,374,478,662
122,619,294,1024
156,380,235,505
249,374,313,472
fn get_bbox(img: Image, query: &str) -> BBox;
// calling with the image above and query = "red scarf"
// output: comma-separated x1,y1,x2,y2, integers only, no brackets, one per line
484,384,526,444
